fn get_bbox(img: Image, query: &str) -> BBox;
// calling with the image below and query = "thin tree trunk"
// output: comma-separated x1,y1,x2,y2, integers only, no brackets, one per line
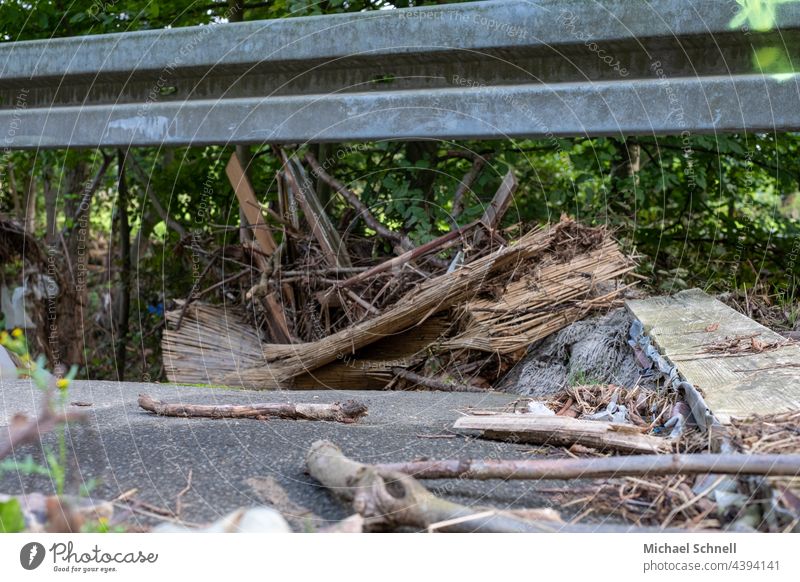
44,167,57,246
23,172,36,234
115,151,131,381
312,143,332,208
6,163,22,218
235,145,253,245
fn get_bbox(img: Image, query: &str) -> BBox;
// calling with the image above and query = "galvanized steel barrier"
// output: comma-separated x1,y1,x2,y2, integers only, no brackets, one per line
1,0,799,148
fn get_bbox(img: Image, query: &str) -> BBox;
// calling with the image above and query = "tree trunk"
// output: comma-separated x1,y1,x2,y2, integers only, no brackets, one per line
115,151,131,380
23,172,36,234
44,167,57,246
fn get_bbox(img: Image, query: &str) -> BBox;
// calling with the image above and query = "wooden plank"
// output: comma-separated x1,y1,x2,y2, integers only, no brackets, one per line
281,153,352,268
453,414,670,454
626,288,800,420
225,153,277,255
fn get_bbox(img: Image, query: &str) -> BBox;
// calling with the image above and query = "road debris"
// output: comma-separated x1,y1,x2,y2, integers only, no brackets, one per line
163,180,634,390
375,453,800,480
304,440,675,533
453,414,671,454
137,394,368,423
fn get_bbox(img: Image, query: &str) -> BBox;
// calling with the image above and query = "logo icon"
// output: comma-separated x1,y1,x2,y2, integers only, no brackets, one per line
20,542,46,570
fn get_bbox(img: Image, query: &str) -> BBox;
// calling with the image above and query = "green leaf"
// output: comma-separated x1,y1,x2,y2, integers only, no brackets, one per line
0,498,26,533
0,455,51,477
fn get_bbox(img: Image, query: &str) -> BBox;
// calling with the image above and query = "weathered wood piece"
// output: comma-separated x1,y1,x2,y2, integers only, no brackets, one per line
162,300,267,384
626,289,800,420
281,151,352,268
262,292,293,344
377,453,800,480
451,156,486,219
479,169,517,230
292,316,450,389
443,236,634,353
225,153,277,255
453,414,671,454
138,394,367,423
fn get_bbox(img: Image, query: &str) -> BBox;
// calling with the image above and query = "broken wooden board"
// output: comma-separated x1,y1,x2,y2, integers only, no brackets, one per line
226,153,278,255
626,288,800,421
453,414,670,454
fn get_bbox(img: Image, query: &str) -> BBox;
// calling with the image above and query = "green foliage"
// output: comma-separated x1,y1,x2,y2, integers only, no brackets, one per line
568,370,604,387
0,456,53,479
0,330,76,499
1,1,798,383
81,518,126,533
0,498,25,533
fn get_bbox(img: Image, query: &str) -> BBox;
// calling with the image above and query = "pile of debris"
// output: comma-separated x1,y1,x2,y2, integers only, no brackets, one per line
163,151,634,391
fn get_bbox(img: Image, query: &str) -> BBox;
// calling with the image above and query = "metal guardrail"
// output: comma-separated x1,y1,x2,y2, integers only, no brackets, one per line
1,0,799,148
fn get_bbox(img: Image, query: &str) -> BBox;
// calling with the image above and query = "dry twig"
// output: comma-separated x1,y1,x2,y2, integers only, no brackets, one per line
138,394,368,424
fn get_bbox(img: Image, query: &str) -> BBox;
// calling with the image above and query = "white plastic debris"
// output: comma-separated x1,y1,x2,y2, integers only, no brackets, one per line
586,390,630,423
152,507,291,533
525,401,555,416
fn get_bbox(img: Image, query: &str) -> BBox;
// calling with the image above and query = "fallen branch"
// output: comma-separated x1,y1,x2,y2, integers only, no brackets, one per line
333,220,480,291
306,152,413,253
0,398,85,459
453,414,671,454
392,368,483,392
376,453,800,480
306,440,678,532
138,394,368,424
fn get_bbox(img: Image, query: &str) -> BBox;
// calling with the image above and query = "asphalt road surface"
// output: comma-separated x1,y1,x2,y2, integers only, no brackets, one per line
1,379,587,530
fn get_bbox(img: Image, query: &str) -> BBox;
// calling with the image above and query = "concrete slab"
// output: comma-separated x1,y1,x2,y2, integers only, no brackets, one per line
1,379,582,529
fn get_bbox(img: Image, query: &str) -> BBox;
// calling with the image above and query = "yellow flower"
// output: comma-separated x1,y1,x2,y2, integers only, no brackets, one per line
0,331,8,344
56,378,70,390
11,328,23,338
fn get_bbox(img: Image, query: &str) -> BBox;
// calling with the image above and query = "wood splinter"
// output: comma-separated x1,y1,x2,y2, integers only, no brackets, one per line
138,394,368,424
